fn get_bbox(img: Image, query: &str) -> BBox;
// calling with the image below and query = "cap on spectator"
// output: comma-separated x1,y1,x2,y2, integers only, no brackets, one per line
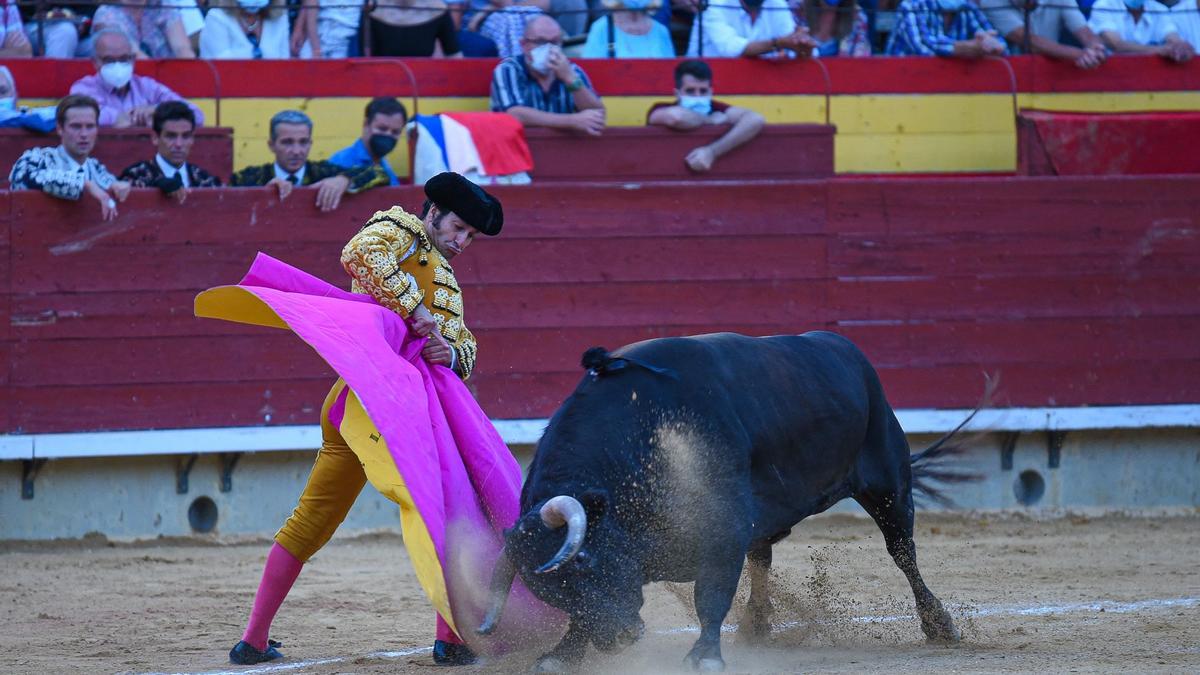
424,172,504,236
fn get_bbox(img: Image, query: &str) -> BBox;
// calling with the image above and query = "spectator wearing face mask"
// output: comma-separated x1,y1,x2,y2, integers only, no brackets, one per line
1088,0,1194,60
0,66,55,132
582,0,675,57
979,0,1105,67
201,0,291,58
231,110,390,213
686,0,817,58
69,29,205,128
329,97,409,185
8,95,132,222
646,59,765,173
490,15,606,135
119,102,221,206
794,0,871,56
886,0,1007,57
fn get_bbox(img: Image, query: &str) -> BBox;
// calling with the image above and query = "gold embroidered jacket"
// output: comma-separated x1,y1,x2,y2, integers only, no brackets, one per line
340,206,478,380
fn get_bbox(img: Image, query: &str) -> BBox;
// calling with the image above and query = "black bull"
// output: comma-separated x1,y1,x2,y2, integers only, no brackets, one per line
479,331,967,672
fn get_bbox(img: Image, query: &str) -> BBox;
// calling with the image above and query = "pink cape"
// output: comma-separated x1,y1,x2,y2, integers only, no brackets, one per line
195,253,563,653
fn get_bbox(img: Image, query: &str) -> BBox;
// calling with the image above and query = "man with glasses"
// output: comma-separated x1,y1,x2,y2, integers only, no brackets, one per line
231,109,389,213
490,14,606,136
68,29,204,128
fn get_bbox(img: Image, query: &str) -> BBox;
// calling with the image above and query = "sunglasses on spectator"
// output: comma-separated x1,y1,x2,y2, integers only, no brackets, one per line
524,38,562,46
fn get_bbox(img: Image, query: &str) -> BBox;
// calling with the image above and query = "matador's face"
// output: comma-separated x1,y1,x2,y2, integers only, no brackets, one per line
425,208,479,261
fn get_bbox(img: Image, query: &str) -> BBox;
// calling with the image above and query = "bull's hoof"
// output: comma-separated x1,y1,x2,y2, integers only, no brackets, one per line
738,608,772,644
684,649,725,672
921,610,960,638
532,656,570,673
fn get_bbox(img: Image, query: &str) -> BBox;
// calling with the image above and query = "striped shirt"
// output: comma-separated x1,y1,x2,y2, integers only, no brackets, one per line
886,0,1002,56
489,55,596,115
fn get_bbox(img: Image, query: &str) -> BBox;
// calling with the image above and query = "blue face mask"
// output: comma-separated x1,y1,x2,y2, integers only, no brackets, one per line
678,95,712,116
0,97,15,113
1123,0,1144,8
623,0,651,9
936,0,967,10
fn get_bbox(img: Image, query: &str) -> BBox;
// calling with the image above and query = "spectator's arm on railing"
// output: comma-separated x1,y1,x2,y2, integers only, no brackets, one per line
166,16,196,58
684,106,765,172
648,106,706,130
0,22,32,57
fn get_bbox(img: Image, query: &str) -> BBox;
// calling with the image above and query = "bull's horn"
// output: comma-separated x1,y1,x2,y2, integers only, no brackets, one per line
535,495,587,574
477,548,517,636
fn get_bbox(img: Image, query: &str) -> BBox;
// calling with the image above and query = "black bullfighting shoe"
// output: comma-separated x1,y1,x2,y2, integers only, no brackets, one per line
229,639,283,665
432,639,477,666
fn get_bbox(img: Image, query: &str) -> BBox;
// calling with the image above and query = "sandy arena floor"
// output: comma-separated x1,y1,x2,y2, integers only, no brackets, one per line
1,513,1198,674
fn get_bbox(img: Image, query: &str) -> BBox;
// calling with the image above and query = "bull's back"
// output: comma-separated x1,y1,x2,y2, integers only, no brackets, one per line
622,332,880,523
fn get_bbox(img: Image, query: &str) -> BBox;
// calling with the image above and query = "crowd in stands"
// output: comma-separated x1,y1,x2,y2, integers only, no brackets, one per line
0,0,1196,62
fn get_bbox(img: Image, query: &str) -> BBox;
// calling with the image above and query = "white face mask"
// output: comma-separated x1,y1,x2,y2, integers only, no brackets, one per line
99,62,134,90
679,94,712,116
238,0,270,11
529,43,554,73
0,97,15,113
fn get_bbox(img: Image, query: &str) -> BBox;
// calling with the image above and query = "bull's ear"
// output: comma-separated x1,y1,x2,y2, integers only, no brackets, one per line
579,489,609,523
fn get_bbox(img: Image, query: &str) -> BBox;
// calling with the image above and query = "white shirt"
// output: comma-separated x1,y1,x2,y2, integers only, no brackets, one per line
163,0,206,36
687,0,799,58
156,153,190,187
199,7,291,59
274,162,306,184
1151,0,1200,49
1088,0,1179,44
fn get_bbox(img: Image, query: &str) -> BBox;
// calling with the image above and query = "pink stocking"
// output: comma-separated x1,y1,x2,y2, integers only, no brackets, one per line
436,613,462,644
241,543,304,650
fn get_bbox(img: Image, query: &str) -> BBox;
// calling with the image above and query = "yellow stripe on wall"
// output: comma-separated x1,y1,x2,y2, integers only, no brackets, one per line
25,90,1199,175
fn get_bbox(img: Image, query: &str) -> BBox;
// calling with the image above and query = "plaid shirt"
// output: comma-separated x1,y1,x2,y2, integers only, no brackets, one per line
886,0,1002,56
490,55,596,114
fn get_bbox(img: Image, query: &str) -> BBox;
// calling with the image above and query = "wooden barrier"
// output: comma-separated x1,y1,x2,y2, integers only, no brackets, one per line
1017,110,1200,176
1,176,1198,434
524,125,835,181
0,127,235,185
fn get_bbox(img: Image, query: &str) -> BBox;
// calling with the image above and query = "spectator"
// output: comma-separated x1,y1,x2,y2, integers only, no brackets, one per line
647,59,765,172
475,1,544,57
1152,0,1200,51
330,97,409,186
582,0,675,57
366,0,461,55
201,0,291,58
490,15,606,135
231,110,389,213
165,0,207,51
687,0,817,58
795,0,871,56
91,0,196,58
70,30,206,129
1088,0,1194,60
0,65,56,132
119,102,221,205
886,0,1007,57
21,3,89,57
980,0,1105,66
8,95,131,221
448,0,501,55
294,0,366,56
1,0,31,57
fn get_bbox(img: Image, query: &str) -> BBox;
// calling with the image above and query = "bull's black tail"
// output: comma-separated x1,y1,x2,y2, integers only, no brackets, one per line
908,376,996,507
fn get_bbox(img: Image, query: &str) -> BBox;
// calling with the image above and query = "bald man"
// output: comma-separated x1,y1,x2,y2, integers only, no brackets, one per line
69,29,204,128
489,15,606,136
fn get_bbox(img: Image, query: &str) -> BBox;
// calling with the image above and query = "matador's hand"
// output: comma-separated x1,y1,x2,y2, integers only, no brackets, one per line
422,331,454,367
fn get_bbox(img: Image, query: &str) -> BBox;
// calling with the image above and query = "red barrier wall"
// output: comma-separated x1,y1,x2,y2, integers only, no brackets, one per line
1018,110,1200,176
2,55,1199,99
2,177,1198,434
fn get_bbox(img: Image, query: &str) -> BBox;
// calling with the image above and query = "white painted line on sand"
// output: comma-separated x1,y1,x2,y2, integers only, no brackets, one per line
164,596,1199,674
